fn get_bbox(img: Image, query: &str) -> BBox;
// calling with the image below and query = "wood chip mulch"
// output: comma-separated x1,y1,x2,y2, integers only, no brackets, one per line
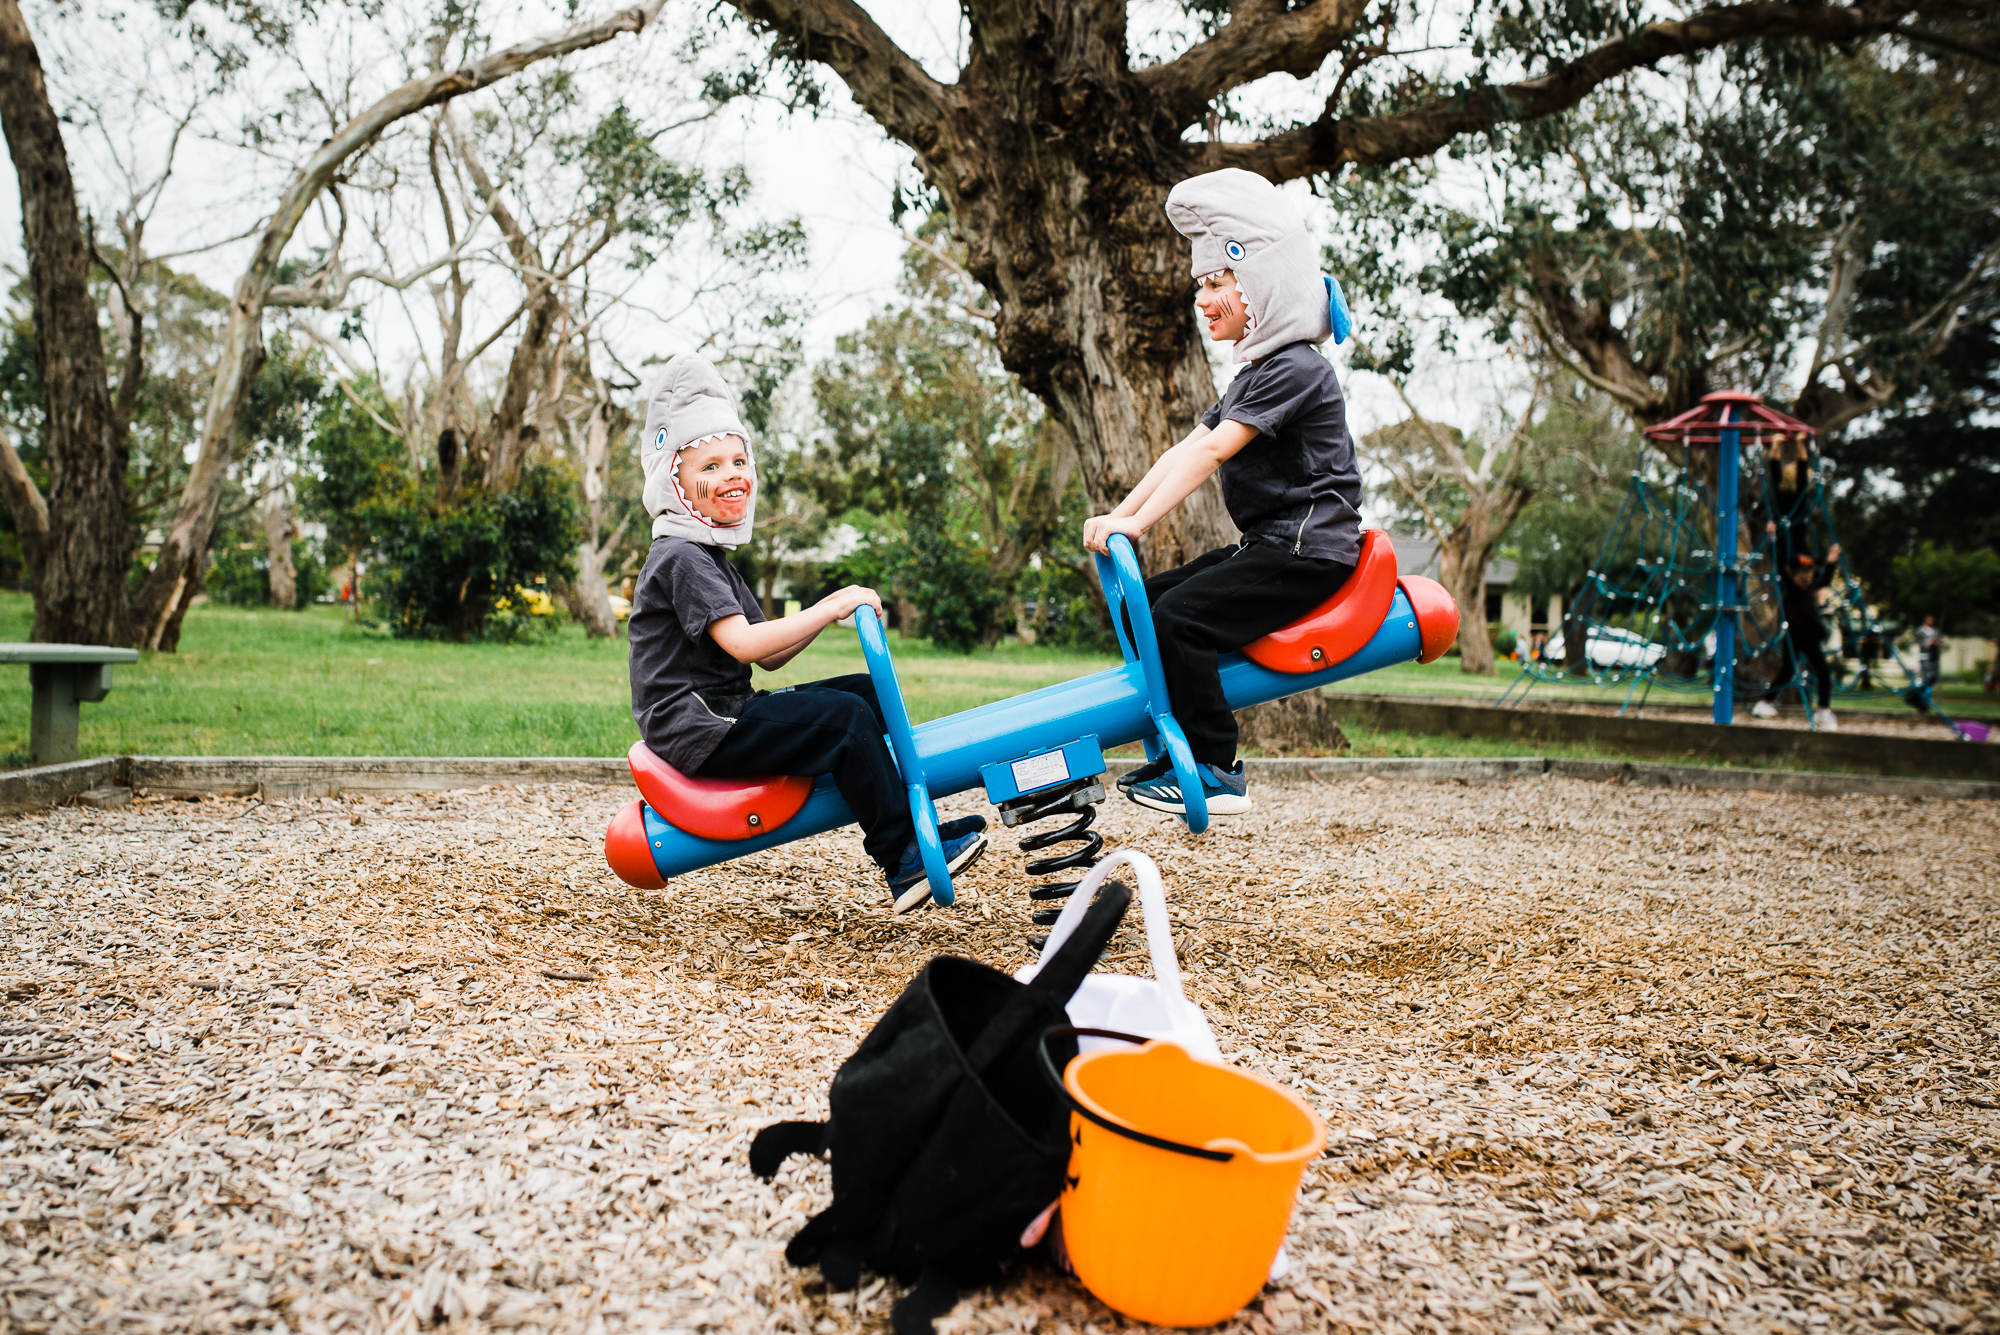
3,776,1996,1334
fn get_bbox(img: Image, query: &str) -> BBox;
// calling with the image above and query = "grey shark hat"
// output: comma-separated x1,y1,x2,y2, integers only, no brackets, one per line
1164,167,1332,363
640,354,756,548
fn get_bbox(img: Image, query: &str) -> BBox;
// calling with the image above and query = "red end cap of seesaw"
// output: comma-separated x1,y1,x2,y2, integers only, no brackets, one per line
605,799,667,889
1398,575,1460,664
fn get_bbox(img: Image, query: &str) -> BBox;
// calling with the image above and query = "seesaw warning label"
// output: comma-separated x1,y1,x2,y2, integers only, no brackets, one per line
1011,749,1071,793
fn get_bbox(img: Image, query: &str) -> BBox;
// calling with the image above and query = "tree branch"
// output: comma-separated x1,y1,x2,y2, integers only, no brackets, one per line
1137,0,1369,129
0,420,50,565
1892,22,2000,63
721,0,950,148
1219,1,1973,180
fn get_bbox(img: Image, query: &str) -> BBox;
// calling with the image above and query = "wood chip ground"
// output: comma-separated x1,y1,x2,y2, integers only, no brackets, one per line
3,777,1995,1334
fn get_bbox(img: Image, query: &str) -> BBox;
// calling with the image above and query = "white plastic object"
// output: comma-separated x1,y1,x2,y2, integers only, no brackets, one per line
1015,848,1222,1063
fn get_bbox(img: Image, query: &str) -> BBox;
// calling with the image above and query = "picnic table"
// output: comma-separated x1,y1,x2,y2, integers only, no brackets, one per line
1,643,140,765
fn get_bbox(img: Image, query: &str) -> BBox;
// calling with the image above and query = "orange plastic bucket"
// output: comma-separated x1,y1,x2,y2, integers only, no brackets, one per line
1053,1034,1325,1327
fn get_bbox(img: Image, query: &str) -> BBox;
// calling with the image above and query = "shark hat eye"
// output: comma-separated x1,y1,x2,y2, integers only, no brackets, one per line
654,429,669,451
1224,240,1246,263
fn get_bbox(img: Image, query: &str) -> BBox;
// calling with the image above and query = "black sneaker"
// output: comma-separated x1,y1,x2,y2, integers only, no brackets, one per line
1115,754,1173,791
886,830,990,912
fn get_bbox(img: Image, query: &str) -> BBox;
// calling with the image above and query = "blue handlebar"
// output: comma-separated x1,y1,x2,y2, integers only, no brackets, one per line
1091,534,1208,833
855,604,954,905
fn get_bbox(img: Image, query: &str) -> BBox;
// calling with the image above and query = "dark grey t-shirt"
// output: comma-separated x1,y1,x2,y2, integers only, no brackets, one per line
628,537,767,773
1199,341,1364,564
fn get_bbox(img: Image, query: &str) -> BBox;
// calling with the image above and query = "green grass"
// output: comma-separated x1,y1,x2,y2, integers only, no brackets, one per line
1324,655,1997,717
10,590,1972,769
0,592,1122,765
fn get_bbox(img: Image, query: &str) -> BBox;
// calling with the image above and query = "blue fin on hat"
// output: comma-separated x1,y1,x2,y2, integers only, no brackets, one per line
1324,276,1352,345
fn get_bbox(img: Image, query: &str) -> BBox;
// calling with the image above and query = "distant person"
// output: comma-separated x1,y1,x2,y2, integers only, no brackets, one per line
1918,614,1944,692
1850,627,1881,691
1751,546,1841,730
1760,432,1816,565
627,355,987,913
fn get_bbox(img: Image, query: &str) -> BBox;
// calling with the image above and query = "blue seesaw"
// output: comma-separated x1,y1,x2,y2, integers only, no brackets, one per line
604,530,1459,904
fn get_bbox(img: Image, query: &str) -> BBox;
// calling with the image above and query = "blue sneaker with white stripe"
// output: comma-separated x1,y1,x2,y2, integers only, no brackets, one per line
1125,760,1252,816
886,829,989,912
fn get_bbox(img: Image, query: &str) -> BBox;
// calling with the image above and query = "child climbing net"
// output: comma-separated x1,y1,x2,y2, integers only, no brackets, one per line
1499,394,1967,737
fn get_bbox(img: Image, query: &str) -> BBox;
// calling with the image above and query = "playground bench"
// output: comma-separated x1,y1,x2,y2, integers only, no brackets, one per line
1,643,140,765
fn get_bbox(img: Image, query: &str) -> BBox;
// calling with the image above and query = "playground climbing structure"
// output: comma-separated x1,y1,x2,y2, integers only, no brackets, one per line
1499,392,1963,734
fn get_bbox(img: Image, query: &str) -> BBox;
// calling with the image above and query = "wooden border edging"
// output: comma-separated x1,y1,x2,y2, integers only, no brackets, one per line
2,752,1993,817
0,755,127,815
1324,693,2000,782
1541,758,2000,800
126,756,629,800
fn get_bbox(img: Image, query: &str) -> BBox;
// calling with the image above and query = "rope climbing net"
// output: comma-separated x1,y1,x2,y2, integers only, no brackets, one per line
1498,394,1961,736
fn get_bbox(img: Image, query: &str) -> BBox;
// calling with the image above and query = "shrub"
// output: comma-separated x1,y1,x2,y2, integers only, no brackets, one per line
206,544,271,607
369,464,582,640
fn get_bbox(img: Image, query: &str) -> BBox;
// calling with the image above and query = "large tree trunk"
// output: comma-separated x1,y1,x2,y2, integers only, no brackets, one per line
0,0,130,645
566,541,620,638
126,0,667,650
941,95,1239,573
262,489,297,610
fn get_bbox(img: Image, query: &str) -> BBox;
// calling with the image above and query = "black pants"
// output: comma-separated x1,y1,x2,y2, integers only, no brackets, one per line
1138,543,1353,768
1763,634,1831,710
696,675,914,870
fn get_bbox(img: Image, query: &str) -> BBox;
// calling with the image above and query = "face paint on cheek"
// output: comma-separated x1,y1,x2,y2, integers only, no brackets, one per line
1212,290,1243,325
694,480,711,500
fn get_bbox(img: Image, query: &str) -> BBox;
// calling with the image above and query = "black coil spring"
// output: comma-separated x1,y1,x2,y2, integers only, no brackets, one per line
1021,804,1102,925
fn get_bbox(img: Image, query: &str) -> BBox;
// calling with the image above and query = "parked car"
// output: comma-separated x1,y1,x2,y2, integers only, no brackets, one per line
1543,625,1666,668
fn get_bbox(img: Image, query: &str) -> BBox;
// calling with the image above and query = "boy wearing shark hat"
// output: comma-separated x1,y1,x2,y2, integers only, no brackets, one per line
1084,167,1364,817
628,354,988,911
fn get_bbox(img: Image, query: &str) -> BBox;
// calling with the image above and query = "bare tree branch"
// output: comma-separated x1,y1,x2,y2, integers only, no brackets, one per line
1219,1,1975,181
132,0,668,649
724,0,951,148
1137,0,1369,130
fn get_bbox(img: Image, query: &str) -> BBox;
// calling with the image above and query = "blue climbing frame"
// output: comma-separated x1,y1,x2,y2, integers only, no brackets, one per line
631,533,1438,906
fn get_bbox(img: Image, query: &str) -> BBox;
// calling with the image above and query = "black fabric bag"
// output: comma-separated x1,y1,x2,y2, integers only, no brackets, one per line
749,881,1131,1334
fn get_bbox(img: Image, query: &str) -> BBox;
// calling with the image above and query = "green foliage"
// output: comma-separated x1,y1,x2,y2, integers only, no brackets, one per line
1332,40,2000,427
298,382,416,560
205,539,331,609
1884,543,2000,636
1503,390,1645,604
806,216,1067,651
368,463,582,641
205,544,268,608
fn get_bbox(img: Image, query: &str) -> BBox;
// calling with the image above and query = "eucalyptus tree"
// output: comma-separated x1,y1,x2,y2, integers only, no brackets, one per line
707,0,1988,571
1333,36,2000,433
116,0,672,650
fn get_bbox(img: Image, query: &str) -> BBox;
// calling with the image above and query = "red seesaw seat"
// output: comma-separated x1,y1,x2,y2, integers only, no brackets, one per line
1242,529,1400,672
626,741,813,841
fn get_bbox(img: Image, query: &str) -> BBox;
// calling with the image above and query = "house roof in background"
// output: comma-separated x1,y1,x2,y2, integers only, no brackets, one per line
1387,532,1518,587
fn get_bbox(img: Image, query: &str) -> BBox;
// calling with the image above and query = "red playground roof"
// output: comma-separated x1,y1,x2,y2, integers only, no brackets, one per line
1641,391,1816,446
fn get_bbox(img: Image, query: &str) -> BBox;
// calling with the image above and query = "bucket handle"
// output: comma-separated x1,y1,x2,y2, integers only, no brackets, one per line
1022,849,1187,1007
1037,1026,1236,1164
